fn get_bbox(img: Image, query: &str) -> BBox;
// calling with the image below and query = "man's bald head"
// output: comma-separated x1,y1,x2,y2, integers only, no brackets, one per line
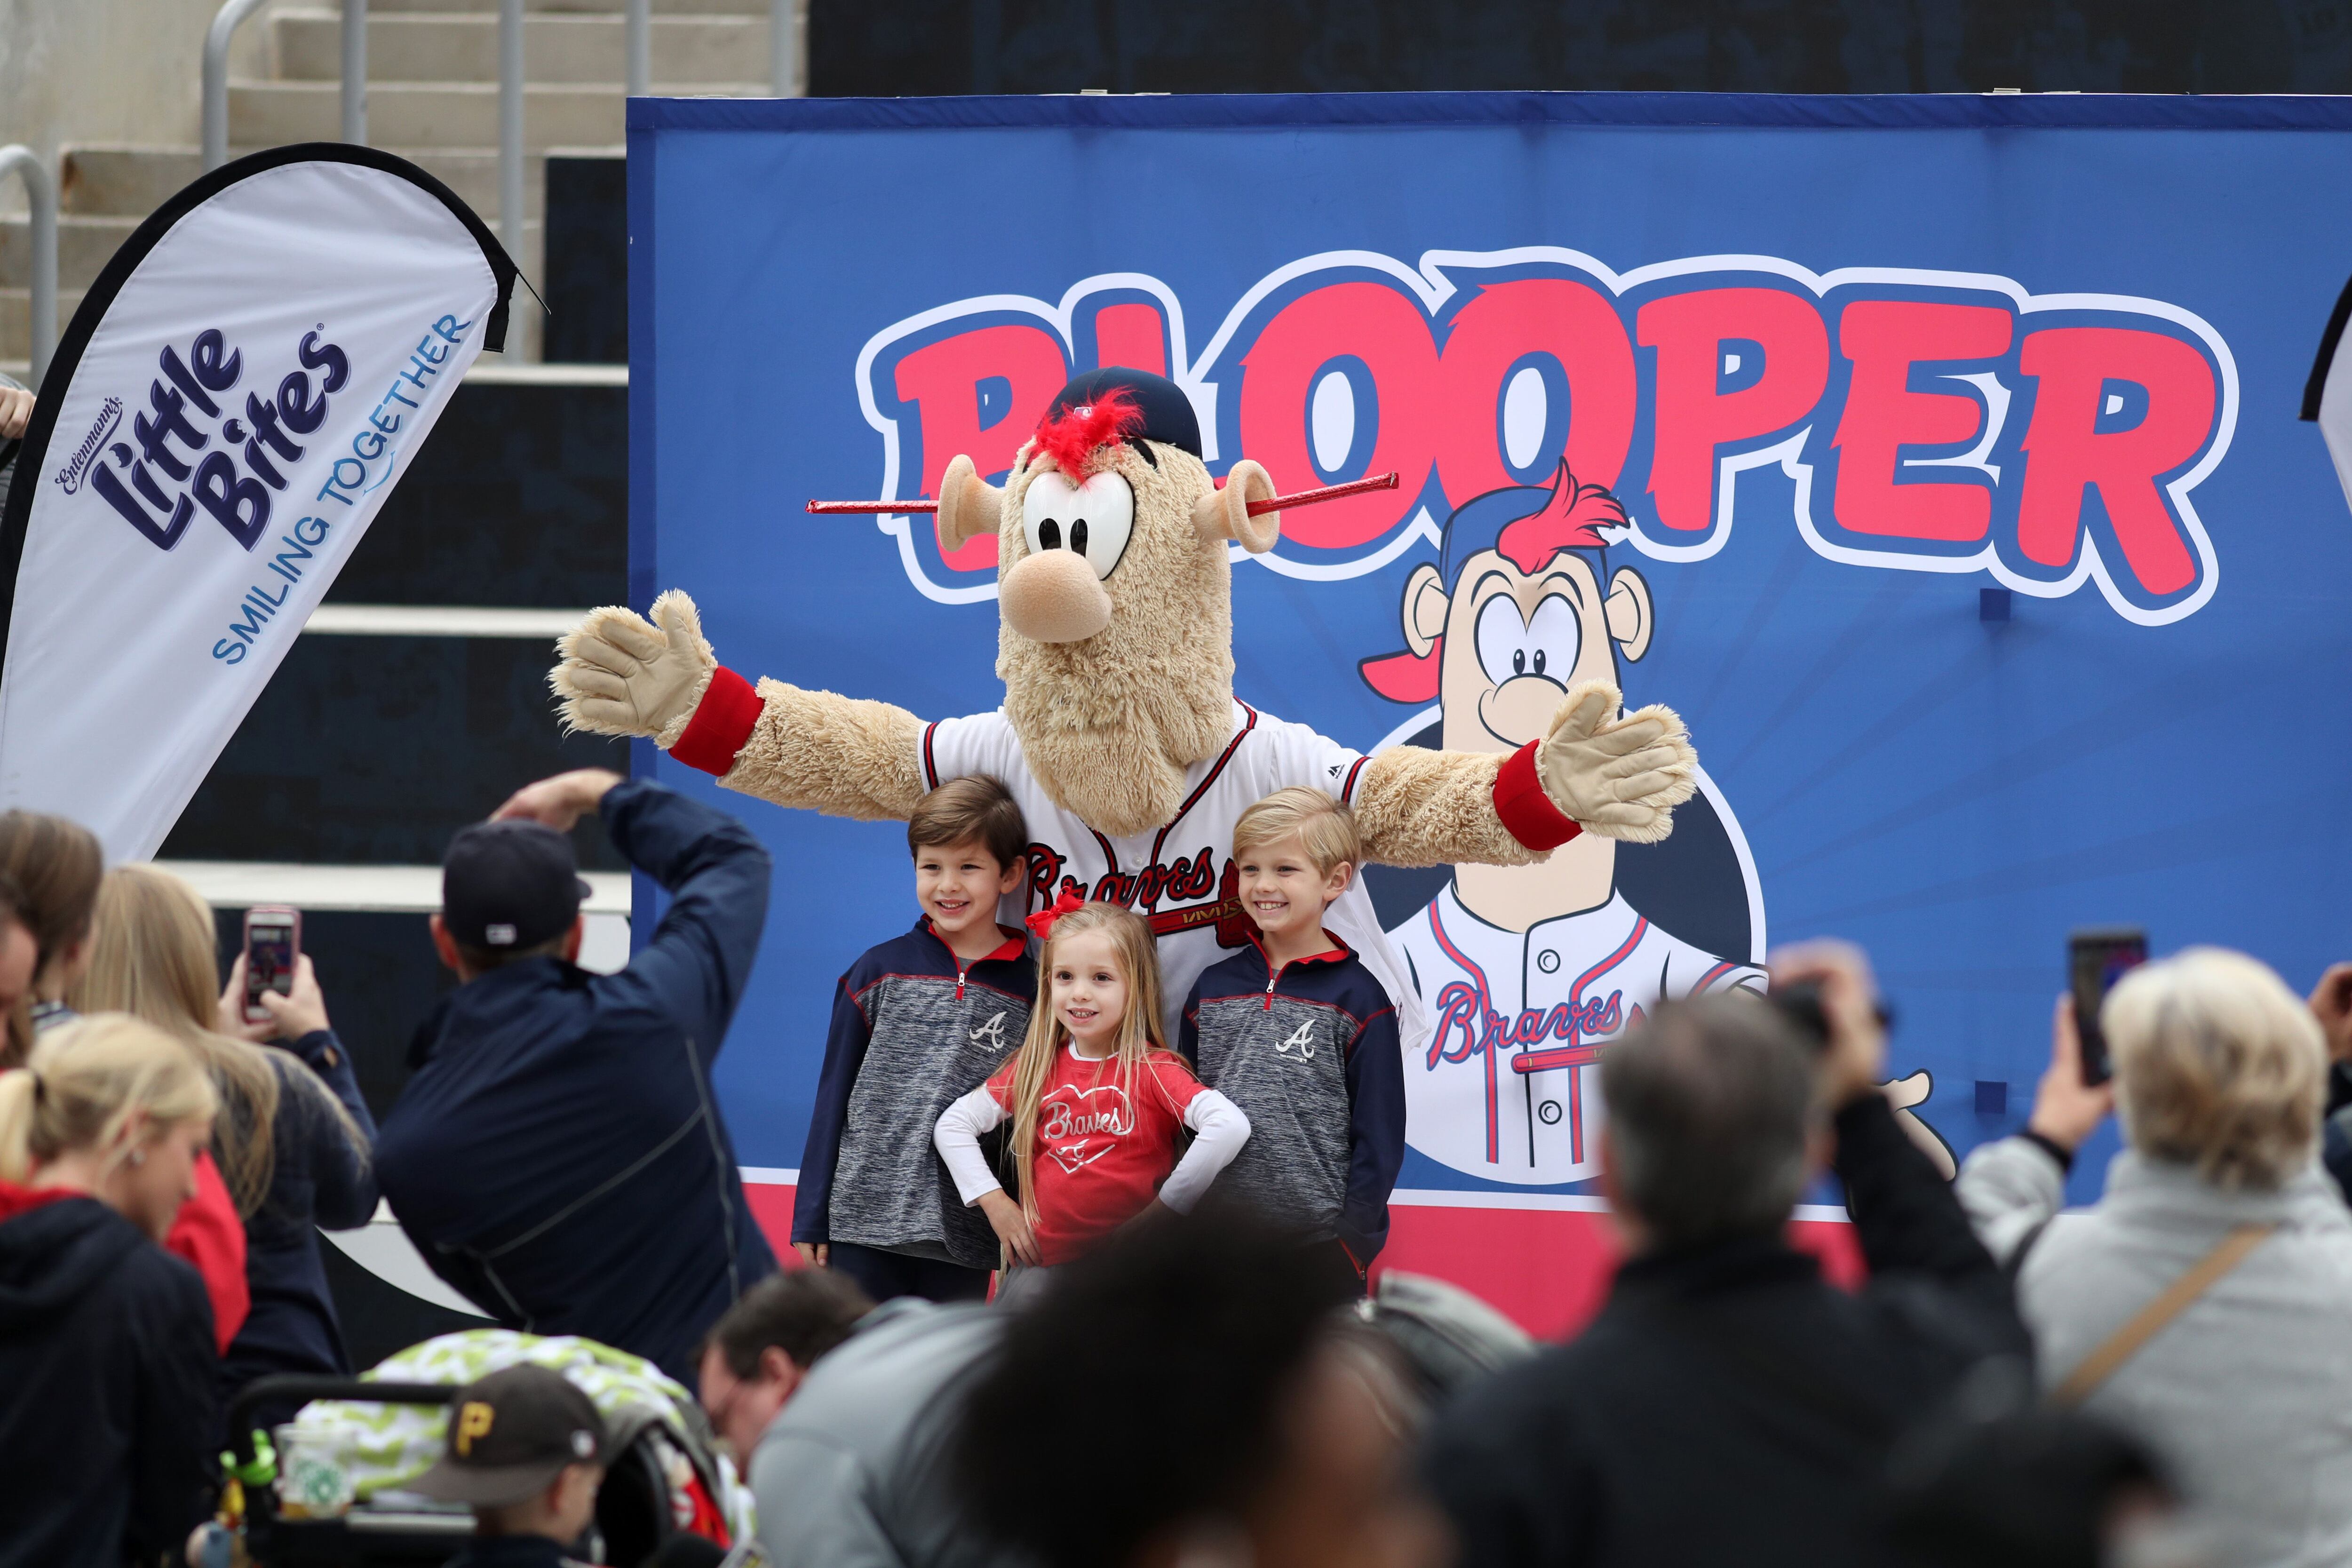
1600,996,1820,1249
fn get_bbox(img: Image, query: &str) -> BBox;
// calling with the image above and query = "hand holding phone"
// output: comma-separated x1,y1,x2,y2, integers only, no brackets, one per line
2069,927,2147,1086
241,906,302,1026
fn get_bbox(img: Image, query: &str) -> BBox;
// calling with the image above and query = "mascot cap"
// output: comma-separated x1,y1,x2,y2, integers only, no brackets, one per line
1044,368,1201,458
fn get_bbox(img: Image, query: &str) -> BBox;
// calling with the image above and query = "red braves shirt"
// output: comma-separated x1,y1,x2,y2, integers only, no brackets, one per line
985,1046,1206,1266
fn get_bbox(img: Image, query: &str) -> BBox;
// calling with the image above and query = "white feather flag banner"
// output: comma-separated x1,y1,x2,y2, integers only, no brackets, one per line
2303,271,2352,511
0,146,515,859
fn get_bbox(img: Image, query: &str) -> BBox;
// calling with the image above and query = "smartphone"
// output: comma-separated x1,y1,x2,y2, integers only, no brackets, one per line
242,906,301,1025
2070,926,2147,1086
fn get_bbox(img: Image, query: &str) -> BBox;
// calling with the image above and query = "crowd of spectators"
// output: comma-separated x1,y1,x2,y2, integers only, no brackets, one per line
4,759,2352,1568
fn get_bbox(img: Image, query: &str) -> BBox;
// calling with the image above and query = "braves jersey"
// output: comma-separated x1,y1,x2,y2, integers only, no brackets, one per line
1389,884,1762,1186
920,698,1427,1055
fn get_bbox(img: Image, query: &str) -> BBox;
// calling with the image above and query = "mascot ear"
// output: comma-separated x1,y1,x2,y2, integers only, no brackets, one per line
1192,459,1280,554
937,454,1004,554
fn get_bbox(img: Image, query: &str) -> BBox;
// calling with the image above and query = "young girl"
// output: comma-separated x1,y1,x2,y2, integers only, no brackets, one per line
935,901,1248,1274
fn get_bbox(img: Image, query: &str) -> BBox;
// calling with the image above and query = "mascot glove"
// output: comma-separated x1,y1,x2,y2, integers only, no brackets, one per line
1534,680,1698,844
549,588,718,749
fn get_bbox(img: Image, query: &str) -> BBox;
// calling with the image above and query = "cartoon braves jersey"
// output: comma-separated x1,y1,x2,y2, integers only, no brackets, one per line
921,698,1428,1056
1389,884,1762,1186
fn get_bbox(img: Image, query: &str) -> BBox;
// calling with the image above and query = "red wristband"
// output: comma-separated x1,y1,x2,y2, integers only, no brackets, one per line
1492,739,1584,852
669,666,763,777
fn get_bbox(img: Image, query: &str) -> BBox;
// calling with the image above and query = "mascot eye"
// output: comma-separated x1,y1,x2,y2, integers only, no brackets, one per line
1525,595,1582,687
1068,472,1134,580
1021,470,1133,578
1022,472,1080,559
1474,595,1532,688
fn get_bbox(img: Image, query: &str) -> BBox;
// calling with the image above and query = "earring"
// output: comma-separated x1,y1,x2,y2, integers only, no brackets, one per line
127,1148,146,1167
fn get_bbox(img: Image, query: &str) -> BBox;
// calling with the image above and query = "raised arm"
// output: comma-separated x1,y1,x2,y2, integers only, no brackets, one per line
550,589,928,822
1352,680,1696,868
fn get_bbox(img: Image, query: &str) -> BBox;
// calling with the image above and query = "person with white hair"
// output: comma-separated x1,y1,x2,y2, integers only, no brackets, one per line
1958,947,2352,1568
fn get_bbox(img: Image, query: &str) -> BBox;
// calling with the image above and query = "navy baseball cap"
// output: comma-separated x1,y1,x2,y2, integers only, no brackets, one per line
441,819,592,950
1043,367,1201,458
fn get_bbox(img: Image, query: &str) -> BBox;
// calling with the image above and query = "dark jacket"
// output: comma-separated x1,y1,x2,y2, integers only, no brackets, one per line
223,1030,377,1401
0,1184,219,1568
1179,938,1404,1264
375,778,778,1385
441,1534,591,1568
1422,1094,2029,1568
793,917,1034,1269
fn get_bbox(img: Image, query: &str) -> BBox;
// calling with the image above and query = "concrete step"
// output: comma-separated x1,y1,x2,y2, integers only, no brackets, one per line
229,79,764,149
0,287,86,369
364,0,770,14
0,215,137,292
61,147,203,217
273,9,769,85
57,143,607,222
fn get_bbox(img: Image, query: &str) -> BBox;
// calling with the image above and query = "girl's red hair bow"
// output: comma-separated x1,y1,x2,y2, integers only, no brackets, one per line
1025,890,1086,941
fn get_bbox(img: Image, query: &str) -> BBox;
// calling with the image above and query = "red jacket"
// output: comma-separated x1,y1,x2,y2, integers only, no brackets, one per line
165,1152,247,1354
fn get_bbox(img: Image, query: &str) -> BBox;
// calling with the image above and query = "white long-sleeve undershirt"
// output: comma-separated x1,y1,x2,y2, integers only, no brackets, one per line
933,1071,1249,1216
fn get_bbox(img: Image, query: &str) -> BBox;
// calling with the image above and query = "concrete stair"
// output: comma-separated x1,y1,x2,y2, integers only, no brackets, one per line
0,0,784,378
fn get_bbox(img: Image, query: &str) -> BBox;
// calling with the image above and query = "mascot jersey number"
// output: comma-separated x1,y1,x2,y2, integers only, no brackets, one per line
549,369,1701,1053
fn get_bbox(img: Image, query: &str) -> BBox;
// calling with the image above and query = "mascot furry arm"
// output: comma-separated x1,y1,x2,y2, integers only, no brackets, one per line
550,372,1695,865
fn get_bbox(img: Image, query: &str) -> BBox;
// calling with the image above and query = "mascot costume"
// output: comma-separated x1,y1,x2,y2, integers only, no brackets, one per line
547,368,1701,1053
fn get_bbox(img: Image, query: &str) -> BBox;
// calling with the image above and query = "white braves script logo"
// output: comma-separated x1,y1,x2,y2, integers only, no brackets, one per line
1272,1021,1318,1061
969,1011,1008,1051
1042,1082,1132,1173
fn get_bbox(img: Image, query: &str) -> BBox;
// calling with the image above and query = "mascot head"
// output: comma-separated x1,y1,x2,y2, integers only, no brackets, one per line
932,368,1280,837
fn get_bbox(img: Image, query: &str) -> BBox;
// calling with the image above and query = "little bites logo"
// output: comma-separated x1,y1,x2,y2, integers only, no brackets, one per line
855,249,2235,625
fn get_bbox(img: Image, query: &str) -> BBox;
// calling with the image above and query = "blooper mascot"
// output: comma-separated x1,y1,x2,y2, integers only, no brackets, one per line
547,368,1700,1050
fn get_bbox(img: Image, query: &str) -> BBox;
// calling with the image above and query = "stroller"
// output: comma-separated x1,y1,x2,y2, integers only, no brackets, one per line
230,1331,756,1568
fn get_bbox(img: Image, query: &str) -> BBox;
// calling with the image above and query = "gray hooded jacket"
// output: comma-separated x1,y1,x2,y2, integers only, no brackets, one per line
1958,1136,2352,1568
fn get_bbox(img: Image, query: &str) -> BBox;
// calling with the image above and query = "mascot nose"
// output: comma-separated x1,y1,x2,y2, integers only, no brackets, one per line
1479,675,1570,748
1001,549,1114,644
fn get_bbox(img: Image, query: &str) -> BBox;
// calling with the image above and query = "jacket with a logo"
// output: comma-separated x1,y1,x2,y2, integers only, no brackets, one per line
794,918,1034,1270
375,779,777,1387
1180,937,1404,1265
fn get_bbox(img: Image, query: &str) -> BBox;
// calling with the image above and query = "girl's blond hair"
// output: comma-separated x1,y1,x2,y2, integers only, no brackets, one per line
1001,902,1170,1223
70,866,358,1217
2108,946,2327,1192
0,1012,218,1184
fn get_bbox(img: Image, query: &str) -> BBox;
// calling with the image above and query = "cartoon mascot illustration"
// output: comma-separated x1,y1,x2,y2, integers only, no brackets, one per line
546,368,1702,1056
1359,462,1951,1183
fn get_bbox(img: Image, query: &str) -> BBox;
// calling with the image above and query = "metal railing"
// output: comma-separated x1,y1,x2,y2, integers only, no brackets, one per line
342,0,368,146
207,0,369,171
500,0,524,261
774,0,807,97
0,146,56,385
202,0,269,171
627,0,651,98
191,0,810,335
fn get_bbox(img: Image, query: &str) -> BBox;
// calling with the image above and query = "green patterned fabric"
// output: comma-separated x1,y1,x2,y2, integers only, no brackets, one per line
284,1329,755,1542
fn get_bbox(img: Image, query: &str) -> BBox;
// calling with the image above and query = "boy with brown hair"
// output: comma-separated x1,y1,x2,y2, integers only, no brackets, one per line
1179,788,1406,1296
791,775,1033,1303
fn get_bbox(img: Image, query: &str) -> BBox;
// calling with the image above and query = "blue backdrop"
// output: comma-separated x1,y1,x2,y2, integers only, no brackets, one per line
628,93,2352,1205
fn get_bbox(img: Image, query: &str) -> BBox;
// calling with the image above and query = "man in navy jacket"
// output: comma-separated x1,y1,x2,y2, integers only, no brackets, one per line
376,768,777,1384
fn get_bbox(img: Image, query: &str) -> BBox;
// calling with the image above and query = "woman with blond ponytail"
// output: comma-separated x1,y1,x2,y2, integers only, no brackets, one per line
72,865,376,1408
0,1013,223,1568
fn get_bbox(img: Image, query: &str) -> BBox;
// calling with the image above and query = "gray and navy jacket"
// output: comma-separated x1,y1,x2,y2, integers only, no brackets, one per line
793,918,1033,1271
1180,938,1405,1267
